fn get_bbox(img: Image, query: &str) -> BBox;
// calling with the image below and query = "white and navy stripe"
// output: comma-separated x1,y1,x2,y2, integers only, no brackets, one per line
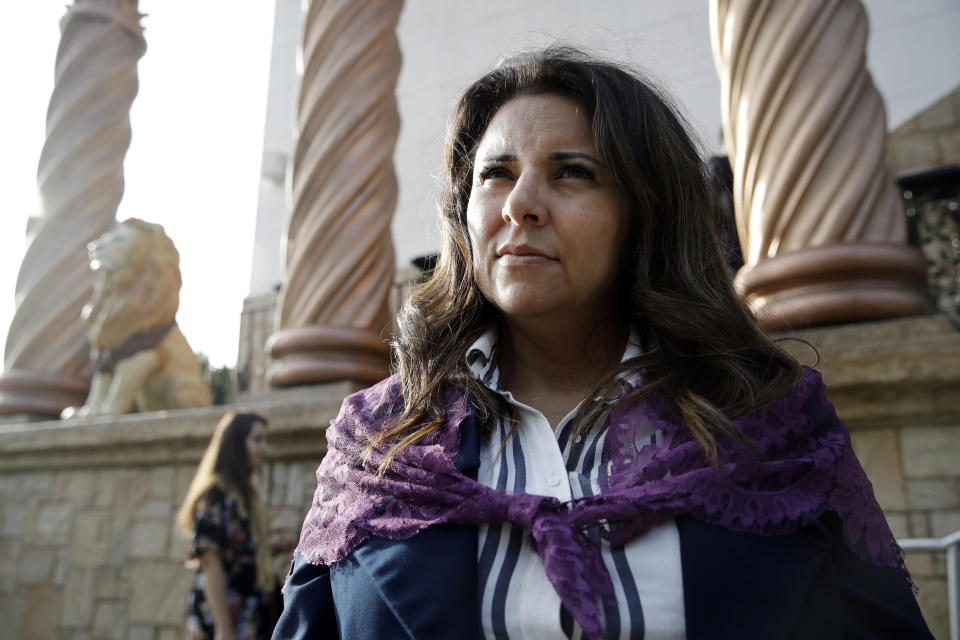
469,329,686,640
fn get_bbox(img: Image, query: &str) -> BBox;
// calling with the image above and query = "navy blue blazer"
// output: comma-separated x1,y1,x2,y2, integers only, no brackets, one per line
274,413,932,640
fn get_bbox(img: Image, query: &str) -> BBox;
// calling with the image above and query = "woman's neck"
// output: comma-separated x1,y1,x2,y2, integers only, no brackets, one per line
497,314,628,427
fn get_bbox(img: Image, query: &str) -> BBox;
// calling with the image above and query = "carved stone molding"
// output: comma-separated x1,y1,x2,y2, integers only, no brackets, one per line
268,0,402,387
0,0,145,415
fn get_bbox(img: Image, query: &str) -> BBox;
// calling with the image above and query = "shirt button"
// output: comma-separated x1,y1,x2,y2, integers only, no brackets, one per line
548,474,562,487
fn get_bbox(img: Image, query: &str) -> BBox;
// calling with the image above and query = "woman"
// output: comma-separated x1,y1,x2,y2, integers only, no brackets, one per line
177,411,274,640
275,47,932,639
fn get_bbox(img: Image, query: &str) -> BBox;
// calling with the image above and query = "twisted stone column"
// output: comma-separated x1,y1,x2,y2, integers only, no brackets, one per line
0,0,145,416
266,0,401,387
710,0,929,330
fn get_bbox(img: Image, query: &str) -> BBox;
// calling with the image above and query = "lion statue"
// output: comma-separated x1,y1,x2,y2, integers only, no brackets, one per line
66,218,211,417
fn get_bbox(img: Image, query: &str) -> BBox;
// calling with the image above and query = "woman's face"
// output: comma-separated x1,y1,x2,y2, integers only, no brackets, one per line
245,421,269,472
466,93,629,325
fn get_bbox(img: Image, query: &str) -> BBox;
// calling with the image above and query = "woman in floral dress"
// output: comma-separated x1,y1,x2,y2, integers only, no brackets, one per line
176,412,274,640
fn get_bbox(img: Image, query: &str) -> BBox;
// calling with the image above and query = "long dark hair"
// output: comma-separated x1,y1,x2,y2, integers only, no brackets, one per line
377,46,801,468
176,411,273,592
176,411,267,533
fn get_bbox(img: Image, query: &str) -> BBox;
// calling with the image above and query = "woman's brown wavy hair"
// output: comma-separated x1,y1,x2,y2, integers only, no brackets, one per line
375,46,801,469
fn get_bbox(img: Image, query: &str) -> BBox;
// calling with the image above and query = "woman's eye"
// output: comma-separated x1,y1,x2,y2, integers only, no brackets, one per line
557,164,595,180
478,166,512,182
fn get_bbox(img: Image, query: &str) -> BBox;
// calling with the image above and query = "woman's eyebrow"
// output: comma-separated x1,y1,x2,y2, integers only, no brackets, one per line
550,151,601,163
479,151,601,164
478,153,515,164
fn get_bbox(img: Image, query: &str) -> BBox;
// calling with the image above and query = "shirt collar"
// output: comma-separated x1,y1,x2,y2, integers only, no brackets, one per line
465,327,643,393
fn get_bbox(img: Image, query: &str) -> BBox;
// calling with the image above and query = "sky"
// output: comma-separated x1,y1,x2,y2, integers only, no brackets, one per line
0,3,275,371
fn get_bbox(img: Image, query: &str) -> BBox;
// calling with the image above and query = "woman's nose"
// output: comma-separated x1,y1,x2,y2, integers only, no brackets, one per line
502,174,547,226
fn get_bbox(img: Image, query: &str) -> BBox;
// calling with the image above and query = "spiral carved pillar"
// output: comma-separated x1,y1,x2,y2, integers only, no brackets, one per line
710,0,929,331
0,0,145,416
266,0,401,387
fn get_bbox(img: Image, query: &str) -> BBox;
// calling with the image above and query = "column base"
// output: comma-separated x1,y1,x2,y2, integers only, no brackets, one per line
0,369,90,417
266,326,390,388
736,243,932,332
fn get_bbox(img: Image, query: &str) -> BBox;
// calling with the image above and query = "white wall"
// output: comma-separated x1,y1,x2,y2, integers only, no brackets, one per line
248,0,303,297
392,0,721,269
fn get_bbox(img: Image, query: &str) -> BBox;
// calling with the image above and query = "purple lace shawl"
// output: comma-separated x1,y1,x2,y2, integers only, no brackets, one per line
295,366,903,639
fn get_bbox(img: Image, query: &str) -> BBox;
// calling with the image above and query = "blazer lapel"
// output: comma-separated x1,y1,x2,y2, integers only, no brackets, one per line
349,410,484,639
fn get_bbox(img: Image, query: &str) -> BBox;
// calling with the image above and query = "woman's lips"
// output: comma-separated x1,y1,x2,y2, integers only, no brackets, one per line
497,253,554,266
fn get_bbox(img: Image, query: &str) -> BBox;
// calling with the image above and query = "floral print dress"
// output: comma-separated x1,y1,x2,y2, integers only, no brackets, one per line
186,484,270,640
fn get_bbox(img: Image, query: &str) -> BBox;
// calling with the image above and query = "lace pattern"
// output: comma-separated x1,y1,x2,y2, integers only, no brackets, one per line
295,367,903,640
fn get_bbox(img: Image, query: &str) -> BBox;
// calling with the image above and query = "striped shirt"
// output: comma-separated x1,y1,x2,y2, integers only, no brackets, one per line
468,329,686,640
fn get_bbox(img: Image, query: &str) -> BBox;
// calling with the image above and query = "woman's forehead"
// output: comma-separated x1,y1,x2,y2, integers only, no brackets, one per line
476,94,594,158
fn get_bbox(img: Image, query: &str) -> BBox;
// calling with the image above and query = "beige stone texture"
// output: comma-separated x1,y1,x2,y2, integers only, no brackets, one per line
940,129,960,164
891,132,942,172
284,462,308,507
902,426,960,478
22,586,63,640
127,624,155,640
128,563,192,625
903,550,936,577
92,600,125,640
917,95,957,131
906,479,960,510
35,503,74,545
929,510,960,538
135,499,172,520
18,547,56,584
0,538,21,591
63,567,96,627
848,428,906,510
148,467,175,498
887,85,960,175
54,470,97,504
0,384,350,638
915,576,949,640
884,513,909,539
25,473,54,496
236,290,278,396
0,594,26,639
775,314,960,426
128,519,169,559
52,548,69,586
909,512,930,538
0,499,26,536
94,567,129,601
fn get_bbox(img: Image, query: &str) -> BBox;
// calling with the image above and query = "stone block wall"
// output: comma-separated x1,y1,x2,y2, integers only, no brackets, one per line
236,290,279,396
887,84,960,175
2,316,958,638
778,313,960,640
0,382,356,640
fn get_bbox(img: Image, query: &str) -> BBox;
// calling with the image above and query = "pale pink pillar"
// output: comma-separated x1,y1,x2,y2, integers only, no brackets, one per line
0,0,145,416
266,0,402,387
710,0,929,331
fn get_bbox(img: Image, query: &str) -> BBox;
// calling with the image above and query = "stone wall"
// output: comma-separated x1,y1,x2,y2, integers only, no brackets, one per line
0,382,356,640
236,290,279,396
887,84,960,175
2,315,958,638
777,313,960,640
